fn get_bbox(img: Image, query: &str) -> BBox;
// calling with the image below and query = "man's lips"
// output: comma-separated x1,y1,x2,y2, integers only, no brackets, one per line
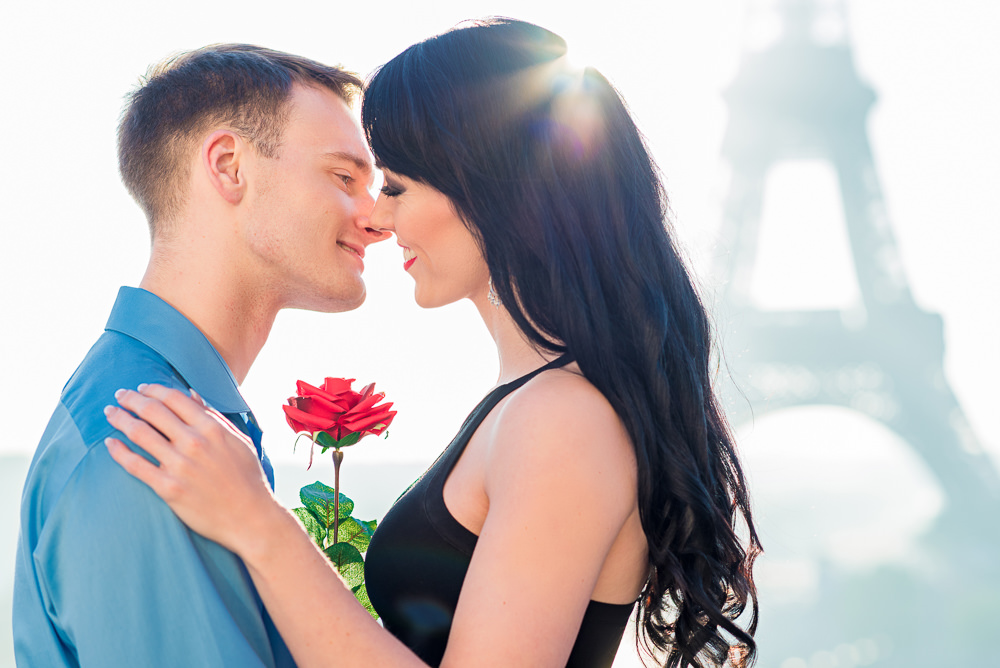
337,241,365,259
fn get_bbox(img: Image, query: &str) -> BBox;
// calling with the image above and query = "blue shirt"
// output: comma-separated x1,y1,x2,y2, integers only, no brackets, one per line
14,287,296,667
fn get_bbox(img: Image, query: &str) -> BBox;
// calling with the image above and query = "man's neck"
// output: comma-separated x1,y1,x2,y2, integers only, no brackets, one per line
139,239,279,385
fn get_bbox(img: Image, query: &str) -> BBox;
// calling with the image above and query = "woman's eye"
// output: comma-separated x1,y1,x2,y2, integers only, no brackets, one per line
380,184,403,197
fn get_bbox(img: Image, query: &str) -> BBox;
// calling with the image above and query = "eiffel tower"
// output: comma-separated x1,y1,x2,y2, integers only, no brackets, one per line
714,0,1000,536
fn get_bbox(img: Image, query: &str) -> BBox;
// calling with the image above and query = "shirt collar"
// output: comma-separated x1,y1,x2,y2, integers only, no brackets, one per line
105,286,250,414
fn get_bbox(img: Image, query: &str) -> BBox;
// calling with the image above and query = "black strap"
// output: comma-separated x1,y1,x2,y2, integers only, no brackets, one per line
477,353,574,416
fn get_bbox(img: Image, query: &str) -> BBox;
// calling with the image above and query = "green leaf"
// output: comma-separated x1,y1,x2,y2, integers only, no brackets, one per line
352,582,379,620
336,516,377,553
292,507,326,548
336,431,361,448
314,431,337,449
300,481,354,525
324,542,365,589
337,494,355,520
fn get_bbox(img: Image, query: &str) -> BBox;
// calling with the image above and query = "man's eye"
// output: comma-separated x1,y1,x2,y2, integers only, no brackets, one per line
339,174,353,186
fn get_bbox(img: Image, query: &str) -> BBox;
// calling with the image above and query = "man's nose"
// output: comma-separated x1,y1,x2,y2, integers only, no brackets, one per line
359,188,376,217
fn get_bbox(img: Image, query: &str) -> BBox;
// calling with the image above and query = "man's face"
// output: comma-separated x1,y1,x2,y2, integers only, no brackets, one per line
243,84,383,312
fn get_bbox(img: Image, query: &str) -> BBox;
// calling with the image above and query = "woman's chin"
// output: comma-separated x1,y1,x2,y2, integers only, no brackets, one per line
412,287,459,310
412,287,433,309
413,293,442,309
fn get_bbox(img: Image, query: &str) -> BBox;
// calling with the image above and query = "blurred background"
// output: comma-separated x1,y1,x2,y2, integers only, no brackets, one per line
1,0,997,666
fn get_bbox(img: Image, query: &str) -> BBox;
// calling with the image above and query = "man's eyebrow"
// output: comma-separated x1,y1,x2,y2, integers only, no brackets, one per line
322,151,373,174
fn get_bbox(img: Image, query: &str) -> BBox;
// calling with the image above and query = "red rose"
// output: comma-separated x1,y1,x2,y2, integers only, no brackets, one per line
282,378,396,448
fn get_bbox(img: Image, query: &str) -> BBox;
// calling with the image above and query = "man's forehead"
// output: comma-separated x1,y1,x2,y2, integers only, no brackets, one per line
284,84,374,169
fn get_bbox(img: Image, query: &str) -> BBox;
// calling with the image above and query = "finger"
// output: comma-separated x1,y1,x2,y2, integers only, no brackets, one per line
203,406,257,452
136,384,216,427
104,436,172,492
104,404,181,467
115,388,198,444
136,384,251,450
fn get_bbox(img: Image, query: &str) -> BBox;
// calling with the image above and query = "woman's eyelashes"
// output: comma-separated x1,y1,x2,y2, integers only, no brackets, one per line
380,182,404,198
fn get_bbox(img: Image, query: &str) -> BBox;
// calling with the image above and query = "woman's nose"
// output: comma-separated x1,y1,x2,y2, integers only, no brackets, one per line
369,197,394,233
363,226,393,241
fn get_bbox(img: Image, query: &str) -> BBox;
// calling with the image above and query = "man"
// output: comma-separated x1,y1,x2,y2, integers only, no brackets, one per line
14,44,385,666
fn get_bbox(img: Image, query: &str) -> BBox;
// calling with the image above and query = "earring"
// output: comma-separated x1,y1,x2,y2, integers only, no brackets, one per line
487,277,501,308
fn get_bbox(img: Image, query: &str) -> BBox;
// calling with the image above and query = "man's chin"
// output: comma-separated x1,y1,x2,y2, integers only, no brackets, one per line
310,288,368,313
336,289,367,313
286,283,366,314
325,284,367,313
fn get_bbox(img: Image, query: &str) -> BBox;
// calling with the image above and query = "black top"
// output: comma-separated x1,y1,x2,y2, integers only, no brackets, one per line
365,355,635,667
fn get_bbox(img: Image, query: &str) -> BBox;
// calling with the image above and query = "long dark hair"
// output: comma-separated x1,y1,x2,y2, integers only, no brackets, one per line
363,18,761,667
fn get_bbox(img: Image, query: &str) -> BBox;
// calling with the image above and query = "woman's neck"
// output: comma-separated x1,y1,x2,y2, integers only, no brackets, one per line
474,294,561,385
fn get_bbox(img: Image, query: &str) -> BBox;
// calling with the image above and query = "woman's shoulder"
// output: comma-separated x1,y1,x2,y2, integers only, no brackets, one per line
485,364,636,483
506,363,616,424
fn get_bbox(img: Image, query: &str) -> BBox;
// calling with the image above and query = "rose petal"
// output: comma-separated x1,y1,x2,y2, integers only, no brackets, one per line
295,380,354,406
342,392,385,417
341,408,396,434
322,378,356,395
297,394,350,416
348,404,395,429
285,416,309,433
283,404,315,434
288,398,334,422
282,404,338,431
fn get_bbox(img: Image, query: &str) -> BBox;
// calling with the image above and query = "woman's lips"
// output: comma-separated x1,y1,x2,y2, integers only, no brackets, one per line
402,247,416,271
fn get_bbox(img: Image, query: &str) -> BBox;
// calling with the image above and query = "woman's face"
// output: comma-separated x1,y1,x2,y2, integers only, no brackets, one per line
371,169,490,309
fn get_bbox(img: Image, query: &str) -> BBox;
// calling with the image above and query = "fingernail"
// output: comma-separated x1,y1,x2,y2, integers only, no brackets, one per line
114,389,126,400
137,383,148,392
104,405,117,416
104,437,118,450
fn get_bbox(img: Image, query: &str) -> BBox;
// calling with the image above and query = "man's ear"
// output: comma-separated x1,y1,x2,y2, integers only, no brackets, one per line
201,130,246,205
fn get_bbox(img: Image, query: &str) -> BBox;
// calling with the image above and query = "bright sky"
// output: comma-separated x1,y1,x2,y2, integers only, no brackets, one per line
1,0,997,506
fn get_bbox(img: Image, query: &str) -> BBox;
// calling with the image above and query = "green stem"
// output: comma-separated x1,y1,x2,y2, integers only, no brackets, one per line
332,448,344,545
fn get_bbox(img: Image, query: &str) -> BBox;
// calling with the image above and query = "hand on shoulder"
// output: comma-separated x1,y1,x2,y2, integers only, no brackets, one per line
104,384,283,556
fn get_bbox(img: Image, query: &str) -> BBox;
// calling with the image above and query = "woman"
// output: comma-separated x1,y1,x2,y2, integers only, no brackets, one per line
105,18,760,668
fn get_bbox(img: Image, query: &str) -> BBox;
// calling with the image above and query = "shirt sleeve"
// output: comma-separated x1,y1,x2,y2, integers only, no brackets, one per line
32,438,290,668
